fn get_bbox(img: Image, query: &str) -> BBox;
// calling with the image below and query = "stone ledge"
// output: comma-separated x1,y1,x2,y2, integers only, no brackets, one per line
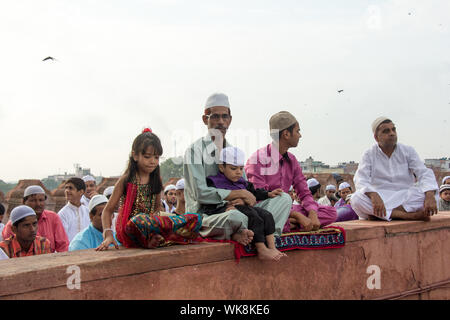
1,212,449,299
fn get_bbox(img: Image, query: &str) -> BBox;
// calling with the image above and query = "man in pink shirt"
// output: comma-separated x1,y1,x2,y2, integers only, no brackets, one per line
245,111,337,232
2,185,69,252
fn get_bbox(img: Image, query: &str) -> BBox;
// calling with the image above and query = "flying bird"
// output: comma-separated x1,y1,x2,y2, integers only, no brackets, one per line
337,89,344,93
42,56,57,62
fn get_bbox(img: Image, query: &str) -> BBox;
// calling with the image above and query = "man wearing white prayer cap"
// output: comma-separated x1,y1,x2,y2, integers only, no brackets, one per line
81,175,98,207
184,96,291,245
318,184,338,206
335,182,353,207
162,184,177,213
442,176,450,185
351,117,439,221
174,179,186,215
306,178,321,201
0,205,51,258
103,186,114,199
1,185,69,252
70,195,120,251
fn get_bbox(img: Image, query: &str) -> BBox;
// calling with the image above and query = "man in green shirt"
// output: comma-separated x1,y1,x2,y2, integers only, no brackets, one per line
183,93,291,245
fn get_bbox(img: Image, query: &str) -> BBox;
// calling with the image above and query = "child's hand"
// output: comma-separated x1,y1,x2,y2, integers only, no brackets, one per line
268,188,283,198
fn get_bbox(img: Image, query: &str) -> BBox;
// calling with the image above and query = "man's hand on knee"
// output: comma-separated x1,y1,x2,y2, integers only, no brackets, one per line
366,192,386,218
424,191,438,216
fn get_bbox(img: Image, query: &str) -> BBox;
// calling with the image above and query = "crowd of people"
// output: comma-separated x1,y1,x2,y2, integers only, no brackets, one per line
0,93,448,262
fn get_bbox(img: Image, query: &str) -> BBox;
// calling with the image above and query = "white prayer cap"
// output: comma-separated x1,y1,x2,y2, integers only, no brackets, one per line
325,184,336,191
439,184,450,194
372,116,391,134
307,178,320,189
339,182,351,191
24,185,46,197
10,205,36,225
442,176,450,185
88,194,108,214
289,185,294,192
220,147,245,166
164,184,176,194
175,179,185,190
205,93,230,109
82,175,96,183
103,186,114,198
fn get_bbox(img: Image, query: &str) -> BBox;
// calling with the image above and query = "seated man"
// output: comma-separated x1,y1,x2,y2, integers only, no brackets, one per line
2,185,69,252
334,182,358,222
81,175,97,207
183,93,291,245
351,117,439,221
162,184,177,213
318,184,338,206
69,195,120,251
174,179,186,215
0,205,51,258
245,111,336,232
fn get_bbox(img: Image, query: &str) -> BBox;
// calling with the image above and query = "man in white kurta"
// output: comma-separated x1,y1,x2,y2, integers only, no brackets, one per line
351,117,439,221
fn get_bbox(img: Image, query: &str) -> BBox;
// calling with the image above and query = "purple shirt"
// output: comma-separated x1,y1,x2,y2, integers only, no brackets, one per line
245,143,318,213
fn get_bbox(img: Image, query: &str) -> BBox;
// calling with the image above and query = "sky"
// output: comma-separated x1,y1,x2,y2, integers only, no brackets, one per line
1,0,449,182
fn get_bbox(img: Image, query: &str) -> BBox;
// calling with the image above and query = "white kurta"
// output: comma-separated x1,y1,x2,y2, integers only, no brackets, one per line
352,143,438,220
317,196,332,206
58,202,91,242
81,195,90,208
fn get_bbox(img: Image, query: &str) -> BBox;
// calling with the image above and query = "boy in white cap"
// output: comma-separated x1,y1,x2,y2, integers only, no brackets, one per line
0,205,51,258
2,185,69,252
69,195,120,251
103,186,118,231
351,117,439,221
162,184,177,213
306,178,321,201
174,179,186,215
58,177,91,242
202,147,286,261
334,182,358,222
318,185,337,206
81,175,98,207
439,184,450,211
442,176,450,185
184,93,292,246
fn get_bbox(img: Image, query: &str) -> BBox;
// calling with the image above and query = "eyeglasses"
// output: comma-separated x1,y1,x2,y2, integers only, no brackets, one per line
206,113,231,121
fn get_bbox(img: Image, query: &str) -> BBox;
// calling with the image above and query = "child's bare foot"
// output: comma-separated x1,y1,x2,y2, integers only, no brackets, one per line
257,246,283,261
231,229,254,246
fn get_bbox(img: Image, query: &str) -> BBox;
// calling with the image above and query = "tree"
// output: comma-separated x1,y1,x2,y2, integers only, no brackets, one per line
160,157,184,184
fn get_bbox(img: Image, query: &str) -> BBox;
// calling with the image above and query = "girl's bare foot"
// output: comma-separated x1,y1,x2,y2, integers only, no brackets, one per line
231,229,254,245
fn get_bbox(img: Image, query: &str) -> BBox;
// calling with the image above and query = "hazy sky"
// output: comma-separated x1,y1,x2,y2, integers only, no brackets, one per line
1,0,449,182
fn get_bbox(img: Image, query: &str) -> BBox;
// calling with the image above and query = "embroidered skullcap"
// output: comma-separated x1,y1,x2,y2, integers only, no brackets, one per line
372,116,391,134
325,184,336,191
442,176,450,185
175,179,185,190
220,147,246,166
439,184,450,194
82,175,96,183
164,184,176,194
24,185,46,198
205,93,230,109
103,186,114,198
307,178,320,189
88,195,108,214
269,111,298,132
339,182,351,191
10,205,36,225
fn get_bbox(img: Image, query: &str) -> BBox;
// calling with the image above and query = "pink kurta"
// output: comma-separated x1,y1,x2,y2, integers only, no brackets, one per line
245,143,336,231
2,210,69,252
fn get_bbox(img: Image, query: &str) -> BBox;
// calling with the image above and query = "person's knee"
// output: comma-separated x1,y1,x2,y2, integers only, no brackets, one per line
227,210,249,230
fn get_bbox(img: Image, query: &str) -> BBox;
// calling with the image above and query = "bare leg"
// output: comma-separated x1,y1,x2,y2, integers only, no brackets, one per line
390,206,430,221
231,229,254,245
266,234,287,259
